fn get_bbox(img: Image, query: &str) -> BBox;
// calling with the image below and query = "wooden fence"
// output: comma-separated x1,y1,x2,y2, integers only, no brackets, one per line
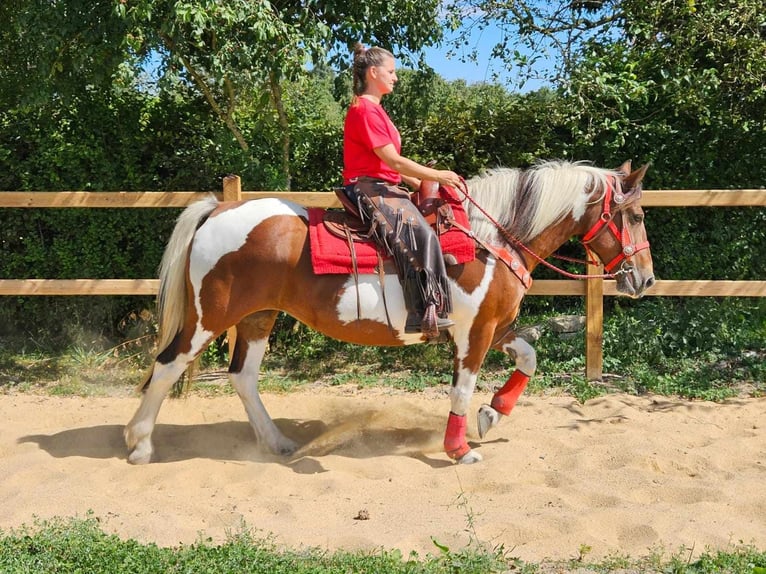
2,176,765,380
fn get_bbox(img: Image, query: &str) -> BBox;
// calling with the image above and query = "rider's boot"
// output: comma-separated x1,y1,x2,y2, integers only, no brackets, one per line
404,304,454,337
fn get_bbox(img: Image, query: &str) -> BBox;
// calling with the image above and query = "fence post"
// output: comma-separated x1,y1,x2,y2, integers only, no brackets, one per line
585,263,604,381
222,175,242,356
223,174,242,201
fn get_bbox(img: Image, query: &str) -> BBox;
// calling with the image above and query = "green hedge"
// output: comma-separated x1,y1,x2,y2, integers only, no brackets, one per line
1,71,763,365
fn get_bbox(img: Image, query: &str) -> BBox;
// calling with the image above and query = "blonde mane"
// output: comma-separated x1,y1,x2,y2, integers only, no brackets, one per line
464,160,617,244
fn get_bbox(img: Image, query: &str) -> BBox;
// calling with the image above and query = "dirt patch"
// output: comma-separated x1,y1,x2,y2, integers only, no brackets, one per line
1,388,765,562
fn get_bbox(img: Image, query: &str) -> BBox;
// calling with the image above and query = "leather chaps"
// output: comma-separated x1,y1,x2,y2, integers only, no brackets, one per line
345,178,453,323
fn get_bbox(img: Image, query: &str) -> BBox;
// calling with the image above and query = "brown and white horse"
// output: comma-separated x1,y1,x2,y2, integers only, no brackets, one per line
125,160,654,465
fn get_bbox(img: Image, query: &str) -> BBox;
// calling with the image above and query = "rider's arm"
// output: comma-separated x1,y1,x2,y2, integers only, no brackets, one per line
374,144,464,191
401,174,421,191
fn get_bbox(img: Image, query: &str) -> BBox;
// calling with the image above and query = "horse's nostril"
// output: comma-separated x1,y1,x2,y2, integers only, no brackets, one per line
645,276,656,290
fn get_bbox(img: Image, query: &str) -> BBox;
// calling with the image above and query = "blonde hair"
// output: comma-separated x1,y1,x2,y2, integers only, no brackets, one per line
351,43,394,98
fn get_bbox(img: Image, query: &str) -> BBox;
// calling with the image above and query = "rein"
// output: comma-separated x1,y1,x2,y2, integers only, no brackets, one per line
450,176,642,281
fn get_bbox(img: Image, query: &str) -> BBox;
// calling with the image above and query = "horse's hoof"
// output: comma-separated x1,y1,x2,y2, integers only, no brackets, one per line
124,427,152,464
274,438,299,457
278,445,298,457
127,447,152,465
457,450,483,464
477,404,502,439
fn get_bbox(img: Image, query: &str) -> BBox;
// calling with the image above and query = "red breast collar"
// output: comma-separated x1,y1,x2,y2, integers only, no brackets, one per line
484,243,533,290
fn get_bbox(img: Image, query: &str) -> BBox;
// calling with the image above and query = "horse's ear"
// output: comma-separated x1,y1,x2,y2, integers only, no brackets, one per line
614,163,649,205
616,159,632,176
622,163,649,195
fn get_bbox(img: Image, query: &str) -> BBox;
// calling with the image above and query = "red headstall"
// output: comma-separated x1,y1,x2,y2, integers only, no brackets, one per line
581,177,650,274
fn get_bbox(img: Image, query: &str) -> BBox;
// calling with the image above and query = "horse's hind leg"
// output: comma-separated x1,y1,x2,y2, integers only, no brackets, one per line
125,327,212,464
229,311,298,456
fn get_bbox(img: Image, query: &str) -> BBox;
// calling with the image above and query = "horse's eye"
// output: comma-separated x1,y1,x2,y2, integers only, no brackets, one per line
630,213,644,225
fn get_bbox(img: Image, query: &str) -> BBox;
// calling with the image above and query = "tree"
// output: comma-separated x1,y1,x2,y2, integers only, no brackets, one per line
438,0,764,177
441,0,623,88
561,0,766,184
0,0,130,107
383,70,562,174
1,0,444,188
558,0,766,286
115,0,441,187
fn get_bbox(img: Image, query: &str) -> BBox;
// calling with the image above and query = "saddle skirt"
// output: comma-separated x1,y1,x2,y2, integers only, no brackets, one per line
308,185,475,275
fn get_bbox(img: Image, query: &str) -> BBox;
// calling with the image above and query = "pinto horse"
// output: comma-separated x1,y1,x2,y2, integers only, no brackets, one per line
125,160,654,465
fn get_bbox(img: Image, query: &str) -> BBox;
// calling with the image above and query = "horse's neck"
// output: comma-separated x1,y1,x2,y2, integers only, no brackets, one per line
520,218,581,272
469,167,596,271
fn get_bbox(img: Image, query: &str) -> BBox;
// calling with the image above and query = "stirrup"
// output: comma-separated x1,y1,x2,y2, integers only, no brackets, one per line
404,307,454,336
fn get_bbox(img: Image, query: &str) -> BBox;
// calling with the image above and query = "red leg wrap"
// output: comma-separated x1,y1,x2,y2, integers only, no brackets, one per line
490,370,530,416
444,412,471,460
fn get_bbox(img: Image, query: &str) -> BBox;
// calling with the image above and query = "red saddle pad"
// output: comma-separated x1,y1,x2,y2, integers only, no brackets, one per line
308,196,475,275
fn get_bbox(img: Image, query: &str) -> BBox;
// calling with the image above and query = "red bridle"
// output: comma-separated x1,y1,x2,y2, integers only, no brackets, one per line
581,178,651,274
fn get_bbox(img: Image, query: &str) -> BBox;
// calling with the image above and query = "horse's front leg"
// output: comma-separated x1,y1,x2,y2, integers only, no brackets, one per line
444,367,483,464
477,335,536,439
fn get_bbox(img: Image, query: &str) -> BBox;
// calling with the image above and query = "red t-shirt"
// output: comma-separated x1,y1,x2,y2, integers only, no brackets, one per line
342,97,401,185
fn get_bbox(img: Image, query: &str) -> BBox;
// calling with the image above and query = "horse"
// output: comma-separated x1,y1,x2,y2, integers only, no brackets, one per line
125,159,655,465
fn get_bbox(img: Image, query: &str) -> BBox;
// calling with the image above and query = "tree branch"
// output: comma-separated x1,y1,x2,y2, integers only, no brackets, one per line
160,32,249,151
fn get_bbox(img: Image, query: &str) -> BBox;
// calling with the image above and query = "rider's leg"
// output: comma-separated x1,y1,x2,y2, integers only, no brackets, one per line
351,180,454,337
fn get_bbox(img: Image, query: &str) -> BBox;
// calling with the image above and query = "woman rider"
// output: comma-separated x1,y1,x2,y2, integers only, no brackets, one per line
342,43,465,338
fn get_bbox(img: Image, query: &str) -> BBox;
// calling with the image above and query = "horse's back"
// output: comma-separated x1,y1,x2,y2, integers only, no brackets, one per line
191,198,309,267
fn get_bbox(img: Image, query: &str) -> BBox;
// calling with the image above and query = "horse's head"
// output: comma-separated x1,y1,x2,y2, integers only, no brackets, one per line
581,160,655,298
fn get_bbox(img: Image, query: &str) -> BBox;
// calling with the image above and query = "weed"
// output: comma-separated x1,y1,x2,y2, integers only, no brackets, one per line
1,298,763,402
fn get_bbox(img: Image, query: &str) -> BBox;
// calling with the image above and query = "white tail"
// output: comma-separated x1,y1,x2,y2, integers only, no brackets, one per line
155,196,220,354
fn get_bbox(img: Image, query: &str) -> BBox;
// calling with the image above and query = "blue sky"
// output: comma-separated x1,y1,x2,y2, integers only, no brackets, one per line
421,26,508,84
418,25,551,91
422,46,508,85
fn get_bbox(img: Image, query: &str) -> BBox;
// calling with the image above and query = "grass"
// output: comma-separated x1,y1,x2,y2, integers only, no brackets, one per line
2,299,763,401
1,516,765,574
0,515,511,574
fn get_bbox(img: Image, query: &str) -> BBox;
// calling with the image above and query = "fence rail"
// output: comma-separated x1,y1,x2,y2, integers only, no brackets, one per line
3,189,765,208
2,178,764,380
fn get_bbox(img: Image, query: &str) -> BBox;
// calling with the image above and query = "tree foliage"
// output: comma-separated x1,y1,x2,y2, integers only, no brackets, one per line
0,0,130,108
441,0,624,88
0,0,763,359
561,0,766,183
556,0,766,283
118,0,441,186
2,0,443,188
384,71,563,173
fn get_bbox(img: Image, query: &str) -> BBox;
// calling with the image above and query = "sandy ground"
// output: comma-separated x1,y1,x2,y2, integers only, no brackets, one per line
1,388,765,562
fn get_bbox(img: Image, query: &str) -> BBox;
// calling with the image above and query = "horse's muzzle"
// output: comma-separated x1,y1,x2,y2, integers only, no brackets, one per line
615,263,655,298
